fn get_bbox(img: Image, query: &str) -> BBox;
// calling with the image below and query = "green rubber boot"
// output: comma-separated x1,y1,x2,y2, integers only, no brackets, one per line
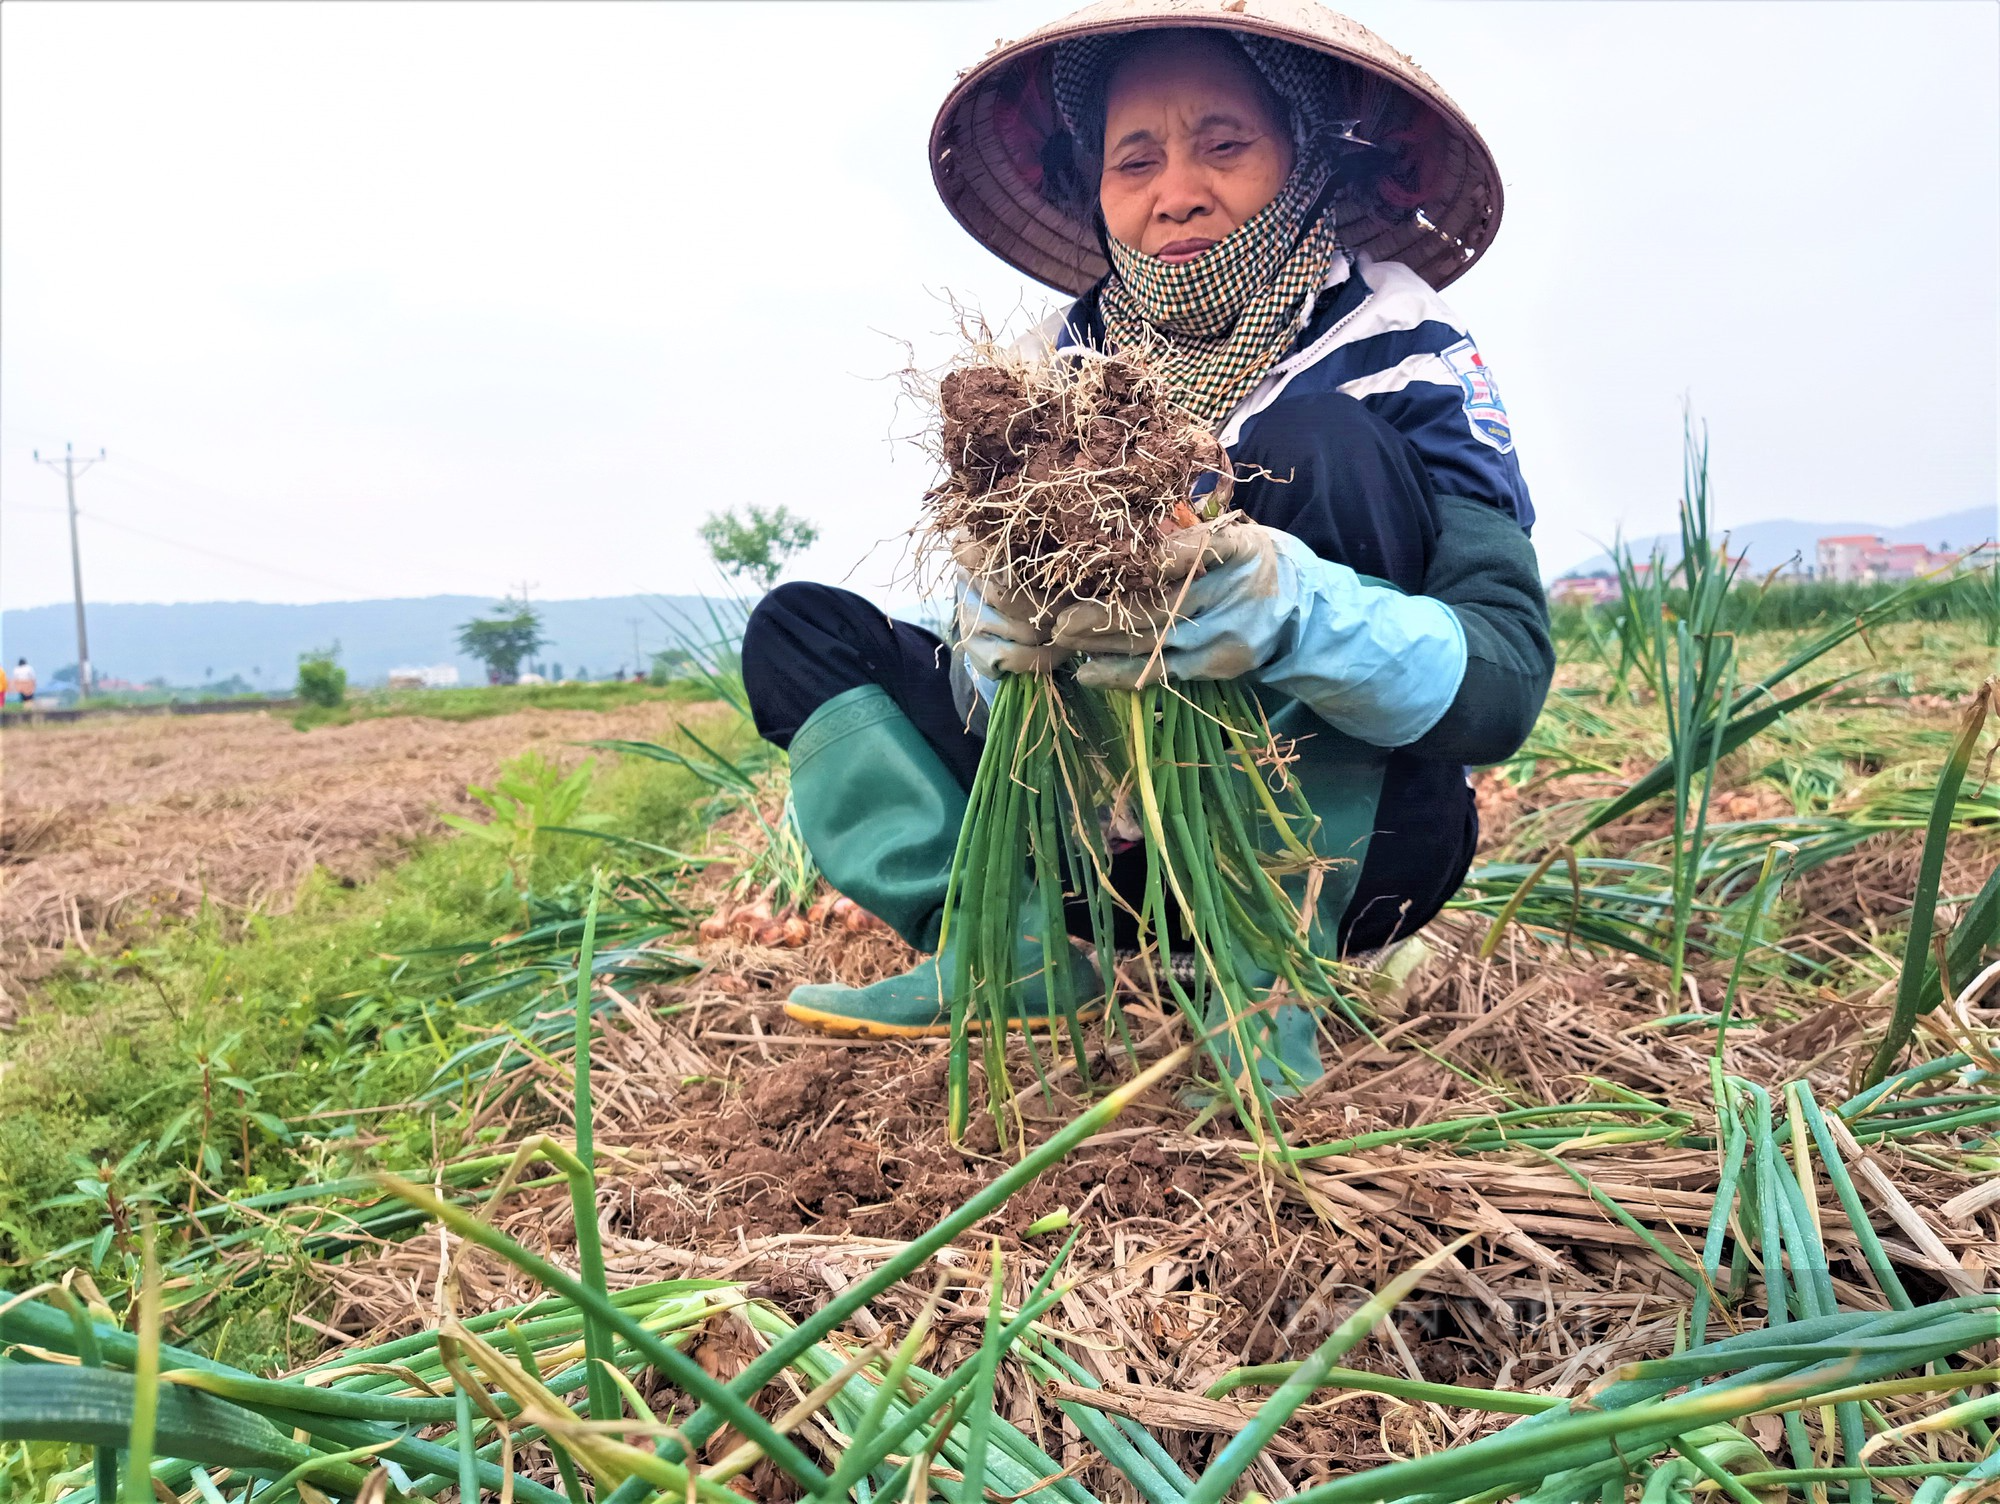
781,685,966,952
784,916,1103,1039
779,685,1101,1038
1202,999,1326,1098
1187,951,1325,1101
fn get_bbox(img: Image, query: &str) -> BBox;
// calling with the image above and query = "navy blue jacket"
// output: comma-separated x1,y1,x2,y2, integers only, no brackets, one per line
1051,254,1555,947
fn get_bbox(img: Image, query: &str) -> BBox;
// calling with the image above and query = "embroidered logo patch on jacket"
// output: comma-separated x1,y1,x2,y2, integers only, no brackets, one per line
1442,338,1513,454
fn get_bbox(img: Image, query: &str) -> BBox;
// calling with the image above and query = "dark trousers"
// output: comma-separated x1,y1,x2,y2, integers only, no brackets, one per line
742,582,1475,956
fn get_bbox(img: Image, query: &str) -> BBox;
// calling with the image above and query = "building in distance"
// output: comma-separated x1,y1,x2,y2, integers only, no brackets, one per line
387,664,461,690
1557,533,1991,601
1815,535,1982,583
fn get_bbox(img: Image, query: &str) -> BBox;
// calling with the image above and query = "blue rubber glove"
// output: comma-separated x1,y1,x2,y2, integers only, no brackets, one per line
954,572,1062,705
1050,521,1469,749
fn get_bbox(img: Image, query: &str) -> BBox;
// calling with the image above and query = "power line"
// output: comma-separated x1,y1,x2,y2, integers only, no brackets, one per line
76,509,378,596
14,444,601,613
64,450,528,598
31,443,106,697
87,467,420,587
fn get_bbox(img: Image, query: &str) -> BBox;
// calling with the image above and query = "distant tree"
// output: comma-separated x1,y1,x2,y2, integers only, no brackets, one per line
296,643,347,708
51,664,79,687
649,647,697,685
457,598,546,685
699,504,818,591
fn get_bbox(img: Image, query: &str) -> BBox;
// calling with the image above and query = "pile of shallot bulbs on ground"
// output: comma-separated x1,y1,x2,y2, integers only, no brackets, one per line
696,892,893,949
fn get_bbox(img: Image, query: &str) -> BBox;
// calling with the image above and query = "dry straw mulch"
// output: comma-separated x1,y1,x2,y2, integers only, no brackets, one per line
315,846,1999,1497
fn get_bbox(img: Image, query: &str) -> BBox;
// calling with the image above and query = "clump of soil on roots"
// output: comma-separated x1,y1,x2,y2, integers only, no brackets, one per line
922,341,1232,625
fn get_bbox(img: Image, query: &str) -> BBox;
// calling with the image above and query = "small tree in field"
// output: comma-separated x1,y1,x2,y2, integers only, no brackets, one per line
457,599,546,685
699,504,818,591
649,647,698,685
296,643,347,708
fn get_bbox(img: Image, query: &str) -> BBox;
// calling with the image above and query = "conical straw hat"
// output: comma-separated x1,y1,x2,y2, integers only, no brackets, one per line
930,0,1503,296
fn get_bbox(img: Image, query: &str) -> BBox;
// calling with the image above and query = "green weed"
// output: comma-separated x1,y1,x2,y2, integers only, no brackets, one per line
441,749,609,900
1550,566,1998,648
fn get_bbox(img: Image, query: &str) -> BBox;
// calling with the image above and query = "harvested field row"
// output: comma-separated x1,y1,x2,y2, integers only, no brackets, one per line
0,701,697,1001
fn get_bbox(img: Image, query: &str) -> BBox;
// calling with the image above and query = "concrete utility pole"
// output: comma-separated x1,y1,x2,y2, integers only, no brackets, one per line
516,580,539,675
33,443,107,698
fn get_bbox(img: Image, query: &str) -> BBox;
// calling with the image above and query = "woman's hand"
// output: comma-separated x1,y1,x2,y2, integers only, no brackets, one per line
1053,517,1473,750
1049,518,1289,688
951,532,1068,700
956,573,1064,685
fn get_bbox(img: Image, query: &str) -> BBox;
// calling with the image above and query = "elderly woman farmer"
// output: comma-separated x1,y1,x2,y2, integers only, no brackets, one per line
741,0,1552,1066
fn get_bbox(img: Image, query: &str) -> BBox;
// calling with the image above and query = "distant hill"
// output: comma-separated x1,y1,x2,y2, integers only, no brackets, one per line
1559,506,1994,579
9,506,1988,689
0,593,743,691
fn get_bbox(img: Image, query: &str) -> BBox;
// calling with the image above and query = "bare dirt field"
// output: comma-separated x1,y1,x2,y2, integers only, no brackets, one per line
0,703,694,1001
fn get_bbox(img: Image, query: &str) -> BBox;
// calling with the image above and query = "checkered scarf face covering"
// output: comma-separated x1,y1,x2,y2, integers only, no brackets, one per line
1053,31,1348,428
1099,165,1339,427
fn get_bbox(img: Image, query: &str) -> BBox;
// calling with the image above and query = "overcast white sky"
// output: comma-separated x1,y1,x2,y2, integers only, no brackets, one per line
3,0,1995,611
